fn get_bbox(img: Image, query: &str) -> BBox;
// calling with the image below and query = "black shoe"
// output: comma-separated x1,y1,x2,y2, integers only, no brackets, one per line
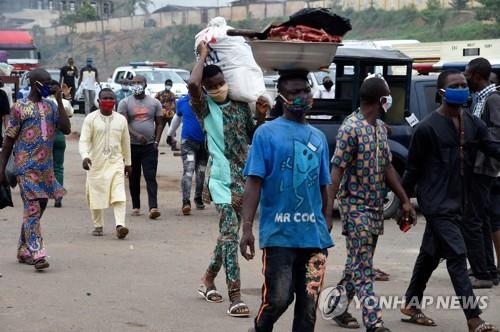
54,198,62,208
194,198,205,210
182,201,191,215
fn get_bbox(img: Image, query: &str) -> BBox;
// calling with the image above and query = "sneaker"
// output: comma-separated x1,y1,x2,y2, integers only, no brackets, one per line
194,198,205,210
470,276,494,289
92,227,103,236
116,225,129,239
182,201,191,215
54,198,62,208
149,208,161,220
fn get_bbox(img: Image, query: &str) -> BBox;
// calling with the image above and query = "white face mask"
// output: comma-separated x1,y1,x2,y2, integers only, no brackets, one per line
380,95,393,113
165,85,172,91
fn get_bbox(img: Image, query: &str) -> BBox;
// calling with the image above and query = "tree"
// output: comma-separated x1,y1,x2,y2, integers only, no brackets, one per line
121,0,154,16
421,0,450,38
476,0,500,22
58,3,99,27
449,0,468,11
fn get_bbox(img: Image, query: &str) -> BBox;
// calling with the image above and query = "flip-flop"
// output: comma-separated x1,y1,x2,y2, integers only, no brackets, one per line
401,311,437,326
227,300,250,317
374,268,390,281
333,311,360,329
470,322,499,332
197,285,223,303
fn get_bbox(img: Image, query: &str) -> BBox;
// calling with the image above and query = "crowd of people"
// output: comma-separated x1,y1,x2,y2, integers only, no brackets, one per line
0,48,499,332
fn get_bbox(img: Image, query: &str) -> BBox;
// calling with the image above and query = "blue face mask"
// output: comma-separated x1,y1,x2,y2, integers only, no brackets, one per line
441,87,470,106
36,81,51,98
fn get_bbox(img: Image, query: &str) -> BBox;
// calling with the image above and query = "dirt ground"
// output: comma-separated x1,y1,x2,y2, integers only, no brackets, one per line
0,115,499,332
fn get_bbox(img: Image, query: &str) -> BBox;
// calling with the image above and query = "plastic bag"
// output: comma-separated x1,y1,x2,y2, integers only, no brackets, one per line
0,184,13,209
195,17,267,104
5,154,17,188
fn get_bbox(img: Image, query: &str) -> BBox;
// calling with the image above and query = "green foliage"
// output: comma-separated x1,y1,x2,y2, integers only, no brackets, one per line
120,0,154,16
421,0,449,38
449,0,468,11
58,2,99,27
475,0,500,22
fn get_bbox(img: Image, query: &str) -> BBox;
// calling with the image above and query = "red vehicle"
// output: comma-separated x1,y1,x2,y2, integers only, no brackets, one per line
0,30,40,75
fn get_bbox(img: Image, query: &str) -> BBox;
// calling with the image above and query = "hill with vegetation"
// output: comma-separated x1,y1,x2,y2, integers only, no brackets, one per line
33,4,499,78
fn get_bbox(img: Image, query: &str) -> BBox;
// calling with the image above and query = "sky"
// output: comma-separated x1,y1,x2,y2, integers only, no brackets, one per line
149,0,233,10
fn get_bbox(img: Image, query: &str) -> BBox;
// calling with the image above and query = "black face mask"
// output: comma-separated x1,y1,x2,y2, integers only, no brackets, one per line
324,81,333,90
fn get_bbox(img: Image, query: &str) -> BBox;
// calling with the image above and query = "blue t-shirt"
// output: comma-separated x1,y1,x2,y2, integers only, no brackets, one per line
244,117,334,249
177,95,205,143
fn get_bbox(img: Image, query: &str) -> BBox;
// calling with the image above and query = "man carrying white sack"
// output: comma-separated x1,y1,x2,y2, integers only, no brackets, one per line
79,88,132,239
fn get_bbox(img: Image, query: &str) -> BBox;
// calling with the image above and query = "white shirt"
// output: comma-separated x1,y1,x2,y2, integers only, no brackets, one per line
313,89,335,99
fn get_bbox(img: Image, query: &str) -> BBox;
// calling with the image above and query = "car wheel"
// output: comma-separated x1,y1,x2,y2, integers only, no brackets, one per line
383,190,400,220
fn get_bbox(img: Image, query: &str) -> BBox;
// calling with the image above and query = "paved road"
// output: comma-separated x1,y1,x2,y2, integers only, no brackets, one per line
1,116,499,332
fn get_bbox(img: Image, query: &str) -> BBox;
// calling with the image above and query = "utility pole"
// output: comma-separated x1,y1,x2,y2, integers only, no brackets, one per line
99,0,108,67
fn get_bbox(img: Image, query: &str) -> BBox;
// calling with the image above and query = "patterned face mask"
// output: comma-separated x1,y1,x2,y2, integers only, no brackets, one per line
279,94,313,115
130,84,145,96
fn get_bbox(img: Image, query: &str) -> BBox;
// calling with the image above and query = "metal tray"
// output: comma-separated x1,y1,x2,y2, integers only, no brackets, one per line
249,40,341,72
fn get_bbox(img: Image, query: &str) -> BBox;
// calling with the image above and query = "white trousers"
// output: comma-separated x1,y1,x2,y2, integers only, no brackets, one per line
91,201,126,228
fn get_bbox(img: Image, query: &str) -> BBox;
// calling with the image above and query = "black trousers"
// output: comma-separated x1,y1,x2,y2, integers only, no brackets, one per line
129,144,158,210
405,217,482,320
463,173,497,280
254,247,328,332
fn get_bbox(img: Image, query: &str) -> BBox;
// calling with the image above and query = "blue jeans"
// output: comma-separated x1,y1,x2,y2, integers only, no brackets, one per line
181,139,208,203
254,247,328,332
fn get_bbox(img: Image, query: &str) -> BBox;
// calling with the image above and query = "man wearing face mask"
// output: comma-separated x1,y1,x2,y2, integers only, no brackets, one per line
327,75,414,332
0,68,71,271
155,79,178,151
189,41,269,318
313,76,335,99
118,75,163,219
80,88,132,239
78,57,100,115
115,79,133,107
241,71,333,332
463,58,500,289
48,80,74,208
400,69,500,332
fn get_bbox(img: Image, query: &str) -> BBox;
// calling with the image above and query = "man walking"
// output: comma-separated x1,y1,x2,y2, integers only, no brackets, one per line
60,57,78,102
115,79,132,106
328,75,415,332
240,71,333,332
463,57,500,288
79,88,131,239
48,80,74,208
79,57,99,115
0,68,71,270
166,94,207,215
0,81,9,148
118,75,163,219
155,79,178,151
401,69,499,332
189,41,268,317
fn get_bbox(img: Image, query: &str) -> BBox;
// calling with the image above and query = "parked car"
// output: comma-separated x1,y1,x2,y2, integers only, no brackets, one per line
299,48,437,218
109,62,188,97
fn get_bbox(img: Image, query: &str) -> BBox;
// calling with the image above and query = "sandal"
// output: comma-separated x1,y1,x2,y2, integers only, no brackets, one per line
131,209,140,217
34,258,50,270
227,300,250,317
92,227,103,236
368,327,392,332
18,256,35,265
374,268,390,281
149,208,161,220
197,284,223,303
333,311,360,329
116,226,129,239
470,322,499,332
401,310,437,326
